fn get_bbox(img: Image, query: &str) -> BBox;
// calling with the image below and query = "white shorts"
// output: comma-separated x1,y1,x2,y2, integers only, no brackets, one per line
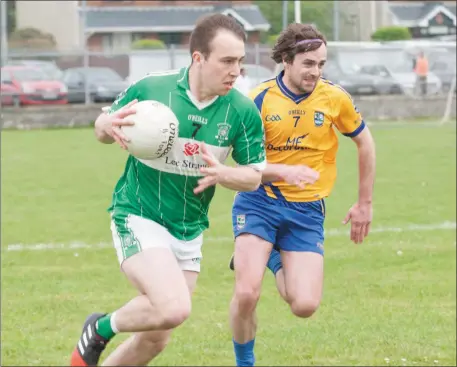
110,214,203,272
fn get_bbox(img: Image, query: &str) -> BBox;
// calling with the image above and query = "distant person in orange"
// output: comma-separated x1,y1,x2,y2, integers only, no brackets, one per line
414,51,429,96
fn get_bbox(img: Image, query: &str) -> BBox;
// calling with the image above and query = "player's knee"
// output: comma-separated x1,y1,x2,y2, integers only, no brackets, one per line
234,284,261,314
162,302,191,329
289,298,320,319
154,297,192,329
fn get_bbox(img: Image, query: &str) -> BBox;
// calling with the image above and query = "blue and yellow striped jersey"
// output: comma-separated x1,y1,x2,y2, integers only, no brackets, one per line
249,71,366,202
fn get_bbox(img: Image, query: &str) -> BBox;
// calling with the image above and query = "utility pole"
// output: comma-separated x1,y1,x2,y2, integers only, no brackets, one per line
333,0,340,41
1,0,8,66
294,0,301,24
80,0,90,105
282,1,288,30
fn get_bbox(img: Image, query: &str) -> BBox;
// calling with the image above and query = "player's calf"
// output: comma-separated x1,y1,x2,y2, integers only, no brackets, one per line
101,330,172,366
230,234,272,366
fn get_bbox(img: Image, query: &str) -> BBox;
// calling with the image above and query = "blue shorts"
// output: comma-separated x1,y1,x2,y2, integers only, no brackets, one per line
232,190,326,255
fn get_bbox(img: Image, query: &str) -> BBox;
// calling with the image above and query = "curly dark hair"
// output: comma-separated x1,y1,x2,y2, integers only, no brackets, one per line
271,23,327,64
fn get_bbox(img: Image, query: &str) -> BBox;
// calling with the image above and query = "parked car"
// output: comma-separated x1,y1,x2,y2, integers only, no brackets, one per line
62,67,128,104
272,60,400,95
7,60,64,80
428,54,456,94
359,63,442,96
1,66,68,106
358,65,404,94
322,62,399,95
333,48,444,96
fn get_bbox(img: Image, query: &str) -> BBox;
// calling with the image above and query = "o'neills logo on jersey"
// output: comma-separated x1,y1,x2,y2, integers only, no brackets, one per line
188,114,208,125
289,109,306,116
157,122,177,158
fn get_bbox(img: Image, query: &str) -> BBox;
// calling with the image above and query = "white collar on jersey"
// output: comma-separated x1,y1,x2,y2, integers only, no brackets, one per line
186,90,219,111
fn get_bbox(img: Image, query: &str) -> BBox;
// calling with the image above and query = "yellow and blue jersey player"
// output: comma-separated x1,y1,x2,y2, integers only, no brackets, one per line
229,23,376,366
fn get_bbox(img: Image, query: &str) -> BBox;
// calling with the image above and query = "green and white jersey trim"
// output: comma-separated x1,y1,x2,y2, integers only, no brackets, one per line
138,138,231,176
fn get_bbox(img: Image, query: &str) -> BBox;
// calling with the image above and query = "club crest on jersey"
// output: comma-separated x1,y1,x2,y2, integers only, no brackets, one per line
215,123,231,144
314,111,325,127
236,214,245,229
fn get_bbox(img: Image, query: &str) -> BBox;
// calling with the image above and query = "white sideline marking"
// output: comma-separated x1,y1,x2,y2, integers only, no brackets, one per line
4,221,455,252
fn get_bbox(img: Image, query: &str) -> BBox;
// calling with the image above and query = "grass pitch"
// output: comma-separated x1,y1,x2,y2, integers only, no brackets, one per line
1,121,456,366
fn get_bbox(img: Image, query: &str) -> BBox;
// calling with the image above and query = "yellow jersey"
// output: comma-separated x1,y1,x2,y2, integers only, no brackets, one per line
249,71,366,202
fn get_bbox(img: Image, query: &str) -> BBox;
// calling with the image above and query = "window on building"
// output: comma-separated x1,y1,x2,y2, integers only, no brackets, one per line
159,33,183,46
101,34,113,51
132,33,145,42
112,33,133,50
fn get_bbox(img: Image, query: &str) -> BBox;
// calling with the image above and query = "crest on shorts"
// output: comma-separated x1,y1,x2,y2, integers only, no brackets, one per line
236,214,246,229
215,123,231,145
314,111,324,127
121,231,140,248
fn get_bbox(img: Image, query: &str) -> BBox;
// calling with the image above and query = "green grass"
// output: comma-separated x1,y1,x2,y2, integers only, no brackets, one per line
1,122,456,366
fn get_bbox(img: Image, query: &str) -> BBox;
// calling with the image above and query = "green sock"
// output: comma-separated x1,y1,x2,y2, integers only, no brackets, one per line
95,313,117,340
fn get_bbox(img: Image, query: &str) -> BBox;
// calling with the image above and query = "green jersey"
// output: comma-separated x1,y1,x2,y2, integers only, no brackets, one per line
107,67,266,241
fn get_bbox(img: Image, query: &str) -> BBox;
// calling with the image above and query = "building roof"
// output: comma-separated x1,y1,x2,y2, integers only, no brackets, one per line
389,2,456,27
83,4,271,33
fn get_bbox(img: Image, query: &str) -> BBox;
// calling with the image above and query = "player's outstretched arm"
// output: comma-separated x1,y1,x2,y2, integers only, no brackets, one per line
94,100,138,149
342,127,376,244
261,163,319,189
193,143,261,194
353,128,376,207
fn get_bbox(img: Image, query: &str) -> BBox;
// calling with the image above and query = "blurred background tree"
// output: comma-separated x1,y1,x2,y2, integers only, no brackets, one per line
371,26,412,41
255,1,334,42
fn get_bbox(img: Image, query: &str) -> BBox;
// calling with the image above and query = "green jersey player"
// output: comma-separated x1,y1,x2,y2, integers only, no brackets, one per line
70,14,266,367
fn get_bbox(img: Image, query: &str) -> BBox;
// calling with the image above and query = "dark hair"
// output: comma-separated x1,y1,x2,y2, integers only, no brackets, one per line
271,23,327,64
190,14,247,57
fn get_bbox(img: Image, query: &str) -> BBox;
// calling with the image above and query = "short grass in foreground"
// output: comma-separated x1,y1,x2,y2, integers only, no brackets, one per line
1,121,456,366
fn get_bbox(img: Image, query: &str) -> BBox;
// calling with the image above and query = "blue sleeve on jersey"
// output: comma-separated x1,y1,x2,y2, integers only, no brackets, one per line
342,120,366,138
253,87,271,113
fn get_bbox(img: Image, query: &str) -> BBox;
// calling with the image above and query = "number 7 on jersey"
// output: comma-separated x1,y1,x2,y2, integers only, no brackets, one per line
293,116,301,128
192,122,202,139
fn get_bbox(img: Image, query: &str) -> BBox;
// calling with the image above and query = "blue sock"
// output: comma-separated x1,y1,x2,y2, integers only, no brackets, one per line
266,248,282,275
233,338,255,366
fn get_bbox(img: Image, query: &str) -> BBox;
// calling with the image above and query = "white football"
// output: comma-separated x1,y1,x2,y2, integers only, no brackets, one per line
121,100,179,160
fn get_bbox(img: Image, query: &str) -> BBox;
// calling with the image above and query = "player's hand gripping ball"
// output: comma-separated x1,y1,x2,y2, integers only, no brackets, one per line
121,100,179,160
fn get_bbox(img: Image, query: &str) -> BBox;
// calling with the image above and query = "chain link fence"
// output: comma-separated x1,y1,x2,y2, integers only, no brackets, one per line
2,41,456,106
